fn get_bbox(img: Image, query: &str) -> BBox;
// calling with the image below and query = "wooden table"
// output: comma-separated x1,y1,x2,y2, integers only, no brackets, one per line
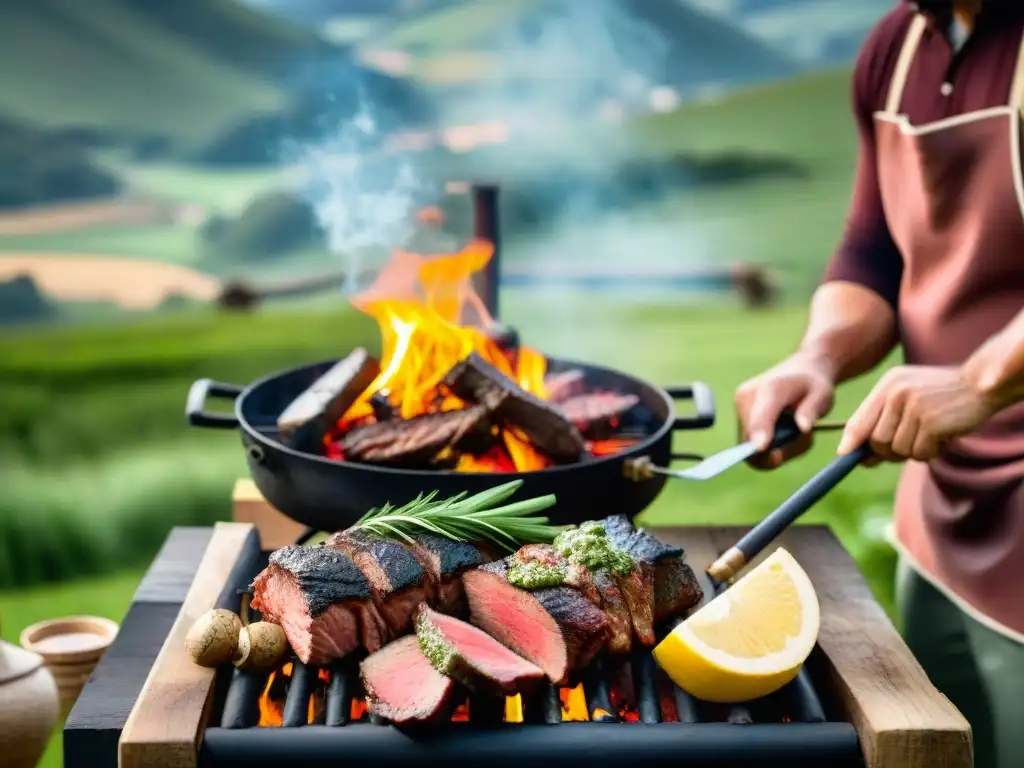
66,498,972,768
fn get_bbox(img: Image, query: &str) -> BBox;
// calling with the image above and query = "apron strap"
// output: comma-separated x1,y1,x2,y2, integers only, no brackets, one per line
885,14,928,116
1010,30,1024,115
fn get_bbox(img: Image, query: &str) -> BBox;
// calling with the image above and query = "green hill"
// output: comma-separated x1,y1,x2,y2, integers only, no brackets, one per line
369,0,797,89
0,0,325,151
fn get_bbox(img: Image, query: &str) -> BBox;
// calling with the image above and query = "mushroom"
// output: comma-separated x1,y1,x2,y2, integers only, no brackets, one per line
185,609,243,667
233,621,288,672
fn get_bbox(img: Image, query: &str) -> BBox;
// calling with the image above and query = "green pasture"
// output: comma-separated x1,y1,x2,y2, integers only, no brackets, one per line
0,295,899,597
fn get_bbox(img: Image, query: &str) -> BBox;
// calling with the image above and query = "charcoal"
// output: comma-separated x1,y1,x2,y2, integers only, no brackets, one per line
370,390,395,422
558,392,640,438
544,369,587,403
340,406,490,466
444,352,585,462
278,348,380,445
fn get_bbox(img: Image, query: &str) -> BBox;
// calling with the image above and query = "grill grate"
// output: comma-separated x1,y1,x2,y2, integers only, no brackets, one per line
215,545,830,731
200,546,860,768
217,638,827,730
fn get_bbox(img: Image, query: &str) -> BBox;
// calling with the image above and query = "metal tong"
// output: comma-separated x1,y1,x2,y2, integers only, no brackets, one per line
644,412,846,482
706,441,873,586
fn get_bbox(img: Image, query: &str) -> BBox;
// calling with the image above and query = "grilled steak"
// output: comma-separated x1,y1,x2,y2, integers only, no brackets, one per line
602,515,704,622
326,530,432,641
557,392,640,438
463,559,610,685
407,534,488,616
250,545,384,665
414,604,544,694
340,406,490,466
614,564,656,646
543,369,586,403
514,544,633,655
360,635,456,726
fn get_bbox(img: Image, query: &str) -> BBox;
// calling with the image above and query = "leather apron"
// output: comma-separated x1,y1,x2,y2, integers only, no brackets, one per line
878,14,1024,640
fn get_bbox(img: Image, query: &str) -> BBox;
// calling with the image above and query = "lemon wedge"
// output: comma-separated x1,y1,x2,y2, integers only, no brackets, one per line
653,547,820,703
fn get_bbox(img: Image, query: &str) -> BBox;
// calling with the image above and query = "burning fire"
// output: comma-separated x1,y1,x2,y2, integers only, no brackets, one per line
257,667,609,726
334,240,554,472
320,237,642,471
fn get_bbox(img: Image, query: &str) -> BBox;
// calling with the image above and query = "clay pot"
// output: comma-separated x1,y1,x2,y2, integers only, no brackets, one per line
0,635,60,768
20,615,118,718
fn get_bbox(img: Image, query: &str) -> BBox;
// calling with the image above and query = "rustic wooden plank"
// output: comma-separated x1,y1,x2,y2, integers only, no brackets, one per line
232,478,307,549
118,523,258,768
134,528,217,604
691,524,972,768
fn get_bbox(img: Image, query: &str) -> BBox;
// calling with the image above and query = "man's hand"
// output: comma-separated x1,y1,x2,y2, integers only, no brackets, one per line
735,353,837,470
837,365,1000,461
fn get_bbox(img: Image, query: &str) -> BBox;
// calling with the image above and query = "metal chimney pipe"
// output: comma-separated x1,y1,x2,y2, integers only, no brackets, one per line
471,184,501,322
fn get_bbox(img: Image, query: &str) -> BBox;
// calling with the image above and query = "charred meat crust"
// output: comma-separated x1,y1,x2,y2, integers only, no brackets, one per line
259,545,371,617
326,530,427,594
415,533,488,576
602,514,683,562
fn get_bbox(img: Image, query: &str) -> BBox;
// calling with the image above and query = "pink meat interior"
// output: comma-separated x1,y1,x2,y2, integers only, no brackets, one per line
463,570,567,683
429,610,543,683
362,636,451,713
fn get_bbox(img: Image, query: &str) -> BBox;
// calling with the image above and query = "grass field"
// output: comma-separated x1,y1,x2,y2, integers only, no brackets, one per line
0,294,899,595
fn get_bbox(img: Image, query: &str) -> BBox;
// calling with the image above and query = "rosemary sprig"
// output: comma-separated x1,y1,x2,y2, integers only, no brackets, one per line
350,480,566,550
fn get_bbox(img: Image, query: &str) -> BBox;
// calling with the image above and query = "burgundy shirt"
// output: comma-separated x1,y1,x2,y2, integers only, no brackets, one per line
823,0,1024,308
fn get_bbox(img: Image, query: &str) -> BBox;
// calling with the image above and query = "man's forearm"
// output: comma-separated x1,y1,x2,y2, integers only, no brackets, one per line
963,309,1024,410
796,281,900,384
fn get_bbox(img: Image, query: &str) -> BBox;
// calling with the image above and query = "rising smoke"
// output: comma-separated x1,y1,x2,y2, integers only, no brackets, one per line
290,0,702,285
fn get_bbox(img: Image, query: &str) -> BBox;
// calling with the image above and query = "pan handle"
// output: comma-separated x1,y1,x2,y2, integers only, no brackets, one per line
707,442,873,584
186,378,244,429
665,383,716,430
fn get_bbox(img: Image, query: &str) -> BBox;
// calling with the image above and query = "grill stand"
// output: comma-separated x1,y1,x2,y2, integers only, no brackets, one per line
75,518,972,768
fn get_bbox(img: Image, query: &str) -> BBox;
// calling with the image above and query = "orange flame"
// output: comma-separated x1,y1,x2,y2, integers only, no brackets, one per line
342,240,552,472
256,663,330,727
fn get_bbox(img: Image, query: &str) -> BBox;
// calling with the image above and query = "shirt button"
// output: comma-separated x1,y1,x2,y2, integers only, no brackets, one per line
941,82,954,96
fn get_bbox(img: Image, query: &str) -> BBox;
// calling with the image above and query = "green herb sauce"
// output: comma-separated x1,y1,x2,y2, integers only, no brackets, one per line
415,613,455,673
507,560,567,589
553,522,634,574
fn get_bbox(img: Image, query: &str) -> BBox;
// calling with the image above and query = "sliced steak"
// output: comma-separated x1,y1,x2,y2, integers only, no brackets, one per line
414,604,544,694
250,545,382,665
602,515,704,622
613,565,656,646
514,544,632,655
463,560,609,685
360,635,456,726
406,534,488,616
326,530,432,640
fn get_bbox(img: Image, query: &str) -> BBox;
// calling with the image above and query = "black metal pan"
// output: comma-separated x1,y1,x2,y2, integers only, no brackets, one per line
186,356,717,531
